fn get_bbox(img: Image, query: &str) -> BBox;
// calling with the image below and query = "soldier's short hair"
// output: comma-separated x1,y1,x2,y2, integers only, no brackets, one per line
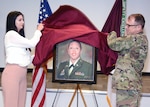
128,14,145,29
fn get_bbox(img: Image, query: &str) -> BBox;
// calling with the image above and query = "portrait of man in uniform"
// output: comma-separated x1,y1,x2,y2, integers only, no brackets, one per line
53,39,96,83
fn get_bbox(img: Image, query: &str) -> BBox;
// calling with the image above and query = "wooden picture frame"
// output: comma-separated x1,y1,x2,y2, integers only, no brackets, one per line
52,39,97,84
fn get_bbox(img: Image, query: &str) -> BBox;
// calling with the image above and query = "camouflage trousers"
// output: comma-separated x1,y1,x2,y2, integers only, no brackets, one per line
116,89,141,107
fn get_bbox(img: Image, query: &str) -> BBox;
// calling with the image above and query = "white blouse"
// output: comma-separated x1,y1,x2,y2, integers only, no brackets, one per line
4,30,42,67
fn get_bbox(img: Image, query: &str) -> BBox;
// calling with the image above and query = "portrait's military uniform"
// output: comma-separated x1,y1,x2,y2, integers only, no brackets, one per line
107,31,148,106
57,59,93,80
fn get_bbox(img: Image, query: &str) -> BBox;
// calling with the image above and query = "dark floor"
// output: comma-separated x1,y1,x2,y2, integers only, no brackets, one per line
25,72,150,93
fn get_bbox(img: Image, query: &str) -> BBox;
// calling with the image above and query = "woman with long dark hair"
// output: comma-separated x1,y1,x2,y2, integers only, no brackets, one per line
1,11,44,107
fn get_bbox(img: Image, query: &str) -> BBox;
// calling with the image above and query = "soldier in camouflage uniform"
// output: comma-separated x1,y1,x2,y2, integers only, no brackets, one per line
107,14,148,107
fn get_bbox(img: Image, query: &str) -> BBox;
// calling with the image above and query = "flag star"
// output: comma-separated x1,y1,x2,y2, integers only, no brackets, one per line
40,16,43,19
43,9,46,12
45,14,48,17
39,11,42,14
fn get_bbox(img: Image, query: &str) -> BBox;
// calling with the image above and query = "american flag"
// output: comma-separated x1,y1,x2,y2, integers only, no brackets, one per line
38,0,52,23
31,0,52,107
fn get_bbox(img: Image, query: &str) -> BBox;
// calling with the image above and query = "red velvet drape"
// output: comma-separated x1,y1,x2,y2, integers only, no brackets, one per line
99,0,123,74
33,2,122,74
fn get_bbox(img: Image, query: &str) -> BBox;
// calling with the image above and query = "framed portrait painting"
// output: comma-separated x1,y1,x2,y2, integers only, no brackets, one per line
52,39,97,84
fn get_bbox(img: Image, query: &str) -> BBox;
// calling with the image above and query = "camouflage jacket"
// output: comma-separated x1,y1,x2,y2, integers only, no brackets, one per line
107,31,148,90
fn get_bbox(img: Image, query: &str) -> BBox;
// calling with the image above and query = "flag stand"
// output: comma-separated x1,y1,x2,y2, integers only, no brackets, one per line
68,84,87,107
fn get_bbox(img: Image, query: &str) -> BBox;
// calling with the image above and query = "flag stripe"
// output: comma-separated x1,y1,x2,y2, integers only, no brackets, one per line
32,66,39,83
39,90,46,106
32,67,41,105
31,67,45,106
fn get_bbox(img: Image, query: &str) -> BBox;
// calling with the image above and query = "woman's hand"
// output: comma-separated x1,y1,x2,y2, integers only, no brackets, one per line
37,23,44,31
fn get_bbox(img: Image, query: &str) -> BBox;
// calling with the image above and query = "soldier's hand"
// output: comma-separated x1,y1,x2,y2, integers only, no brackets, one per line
107,31,117,40
108,31,117,37
107,31,117,47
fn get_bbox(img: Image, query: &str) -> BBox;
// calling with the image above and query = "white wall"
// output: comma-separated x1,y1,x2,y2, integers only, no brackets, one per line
0,0,150,72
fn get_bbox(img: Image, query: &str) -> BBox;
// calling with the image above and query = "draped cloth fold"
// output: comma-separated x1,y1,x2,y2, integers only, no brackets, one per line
33,5,117,74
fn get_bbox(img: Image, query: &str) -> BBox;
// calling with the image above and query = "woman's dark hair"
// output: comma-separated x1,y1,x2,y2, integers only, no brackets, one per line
6,11,25,37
